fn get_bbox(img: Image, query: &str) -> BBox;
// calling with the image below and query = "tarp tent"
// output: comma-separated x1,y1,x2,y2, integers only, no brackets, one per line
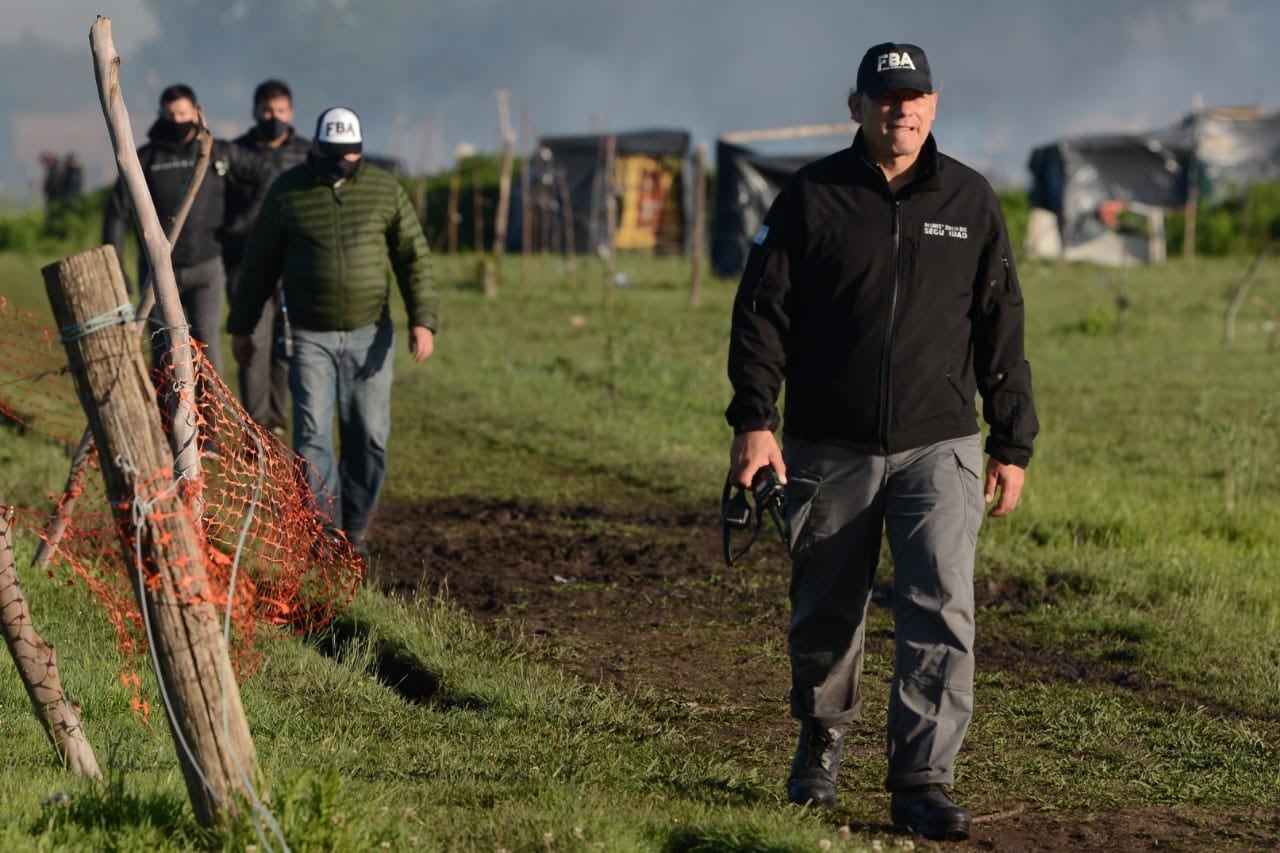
1027,108,1280,262
513,128,692,255
710,141,814,277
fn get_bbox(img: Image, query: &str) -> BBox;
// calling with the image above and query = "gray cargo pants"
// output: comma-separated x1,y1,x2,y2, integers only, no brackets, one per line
782,433,985,791
226,261,290,433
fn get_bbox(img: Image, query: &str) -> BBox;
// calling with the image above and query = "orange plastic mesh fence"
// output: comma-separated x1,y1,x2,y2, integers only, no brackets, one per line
0,296,364,680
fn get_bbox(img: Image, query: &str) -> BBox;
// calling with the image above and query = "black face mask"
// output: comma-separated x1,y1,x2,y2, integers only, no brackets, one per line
308,152,360,181
148,117,196,144
256,117,290,141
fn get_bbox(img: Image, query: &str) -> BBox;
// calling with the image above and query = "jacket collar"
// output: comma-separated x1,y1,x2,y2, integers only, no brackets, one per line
851,130,942,195
305,154,366,186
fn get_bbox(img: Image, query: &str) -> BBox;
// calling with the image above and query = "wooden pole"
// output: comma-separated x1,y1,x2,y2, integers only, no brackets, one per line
689,142,708,308
719,122,852,144
520,103,532,278
447,159,461,259
43,245,259,827
602,134,617,303
34,121,212,572
471,161,485,254
413,117,430,224
90,17,199,486
0,507,102,777
1184,149,1199,260
1223,238,1278,344
492,89,515,263
556,168,576,287
472,161,497,297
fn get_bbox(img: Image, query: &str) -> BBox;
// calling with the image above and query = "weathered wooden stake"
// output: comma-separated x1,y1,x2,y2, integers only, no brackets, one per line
43,245,259,827
602,134,618,304
0,508,102,777
556,168,577,289
689,141,708,308
90,17,199,486
520,102,533,279
447,160,461,259
492,89,515,270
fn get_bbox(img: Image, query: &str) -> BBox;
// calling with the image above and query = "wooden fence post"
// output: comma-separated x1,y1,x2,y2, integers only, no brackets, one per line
492,89,515,267
689,142,708,308
0,508,102,777
520,102,533,279
602,134,617,303
44,244,259,828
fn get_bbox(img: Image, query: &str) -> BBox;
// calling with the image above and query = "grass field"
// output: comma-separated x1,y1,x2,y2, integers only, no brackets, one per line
1,245,1278,850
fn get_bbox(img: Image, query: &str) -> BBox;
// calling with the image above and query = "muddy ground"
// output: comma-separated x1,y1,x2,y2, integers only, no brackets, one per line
359,497,1279,851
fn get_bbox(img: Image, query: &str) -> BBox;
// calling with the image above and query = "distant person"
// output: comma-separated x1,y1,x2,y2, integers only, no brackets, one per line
725,42,1038,841
223,79,311,437
102,83,276,375
38,151,65,209
39,151,83,239
61,152,84,204
227,106,438,555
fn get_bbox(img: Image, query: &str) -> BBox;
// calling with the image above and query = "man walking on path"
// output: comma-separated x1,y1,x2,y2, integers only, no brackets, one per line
725,42,1038,841
227,106,438,555
223,79,311,436
103,83,276,375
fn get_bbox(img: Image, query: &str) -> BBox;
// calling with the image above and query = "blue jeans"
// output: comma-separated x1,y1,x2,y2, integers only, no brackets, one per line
289,310,395,538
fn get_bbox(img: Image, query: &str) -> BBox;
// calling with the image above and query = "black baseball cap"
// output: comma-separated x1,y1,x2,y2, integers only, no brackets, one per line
855,42,933,98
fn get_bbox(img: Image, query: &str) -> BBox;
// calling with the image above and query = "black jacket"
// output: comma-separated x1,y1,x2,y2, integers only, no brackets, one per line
726,132,1038,467
103,132,277,277
221,127,312,263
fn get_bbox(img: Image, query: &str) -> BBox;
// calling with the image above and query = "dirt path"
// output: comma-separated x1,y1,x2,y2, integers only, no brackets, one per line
363,497,1280,850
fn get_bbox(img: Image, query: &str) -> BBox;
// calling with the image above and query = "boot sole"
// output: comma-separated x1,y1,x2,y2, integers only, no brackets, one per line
893,818,971,842
786,783,837,808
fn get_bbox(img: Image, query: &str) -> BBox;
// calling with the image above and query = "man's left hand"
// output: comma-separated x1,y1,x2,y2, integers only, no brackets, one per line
984,458,1026,517
232,334,255,366
409,325,434,363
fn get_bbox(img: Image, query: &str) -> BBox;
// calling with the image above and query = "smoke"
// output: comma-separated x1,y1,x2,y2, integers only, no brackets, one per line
3,0,1276,193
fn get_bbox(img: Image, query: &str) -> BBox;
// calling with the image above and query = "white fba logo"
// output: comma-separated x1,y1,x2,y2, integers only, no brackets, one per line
877,52,916,71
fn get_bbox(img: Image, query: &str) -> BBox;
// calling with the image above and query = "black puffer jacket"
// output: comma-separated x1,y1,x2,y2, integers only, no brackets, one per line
221,127,311,263
103,129,277,276
726,132,1038,467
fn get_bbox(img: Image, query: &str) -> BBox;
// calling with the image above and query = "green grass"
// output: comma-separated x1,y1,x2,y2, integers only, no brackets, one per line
2,247,1280,848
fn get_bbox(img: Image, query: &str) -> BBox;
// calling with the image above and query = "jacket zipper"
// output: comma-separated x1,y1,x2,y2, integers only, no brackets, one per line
879,200,901,452
332,183,345,321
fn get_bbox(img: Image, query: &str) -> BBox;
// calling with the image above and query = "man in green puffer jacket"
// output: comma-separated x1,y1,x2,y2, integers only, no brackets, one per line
227,106,438,554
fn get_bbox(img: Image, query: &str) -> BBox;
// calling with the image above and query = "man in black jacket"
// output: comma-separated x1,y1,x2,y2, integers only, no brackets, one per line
726,43,1038,841
103,83,276,376
223,79,311,435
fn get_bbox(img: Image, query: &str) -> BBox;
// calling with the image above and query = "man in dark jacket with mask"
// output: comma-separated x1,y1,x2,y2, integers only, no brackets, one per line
103,83,276,376
223,79,311,435
726,43,1038,841
227,106,437,556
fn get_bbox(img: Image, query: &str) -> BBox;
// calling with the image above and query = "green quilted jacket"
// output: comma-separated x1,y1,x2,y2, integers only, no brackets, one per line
227,158,437,335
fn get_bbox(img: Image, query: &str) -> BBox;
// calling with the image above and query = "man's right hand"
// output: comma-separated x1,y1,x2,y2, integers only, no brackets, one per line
729,430,787,489
231,333,255,366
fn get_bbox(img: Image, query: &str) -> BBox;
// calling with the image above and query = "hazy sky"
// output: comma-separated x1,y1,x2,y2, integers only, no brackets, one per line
5,1,155,52
4,0,1277,195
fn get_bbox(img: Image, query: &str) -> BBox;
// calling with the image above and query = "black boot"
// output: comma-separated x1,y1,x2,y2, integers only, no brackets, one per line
890,784,972,841
786,722,845,807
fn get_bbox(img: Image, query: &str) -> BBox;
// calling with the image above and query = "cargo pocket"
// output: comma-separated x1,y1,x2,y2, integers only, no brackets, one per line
953,448,985,547
783,471,821,557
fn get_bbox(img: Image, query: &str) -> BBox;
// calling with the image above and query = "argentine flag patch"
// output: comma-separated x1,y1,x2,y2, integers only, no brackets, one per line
752,224,770,246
